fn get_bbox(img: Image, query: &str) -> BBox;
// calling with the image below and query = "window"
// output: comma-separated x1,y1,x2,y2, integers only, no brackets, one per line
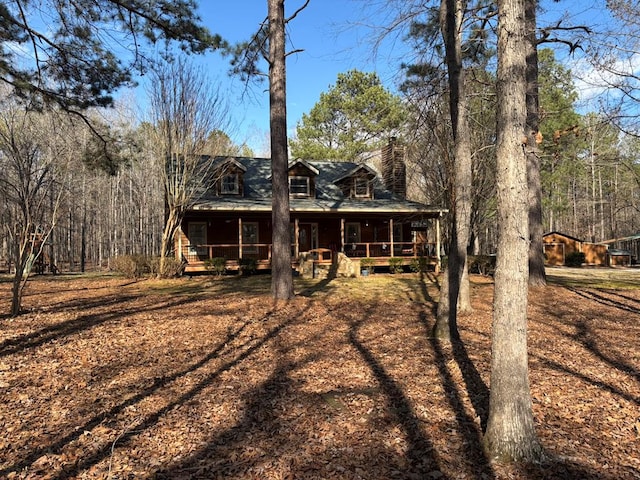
221,173,239,194
289,176,310,197
393,223,403,242
242,222,259,254
345,222,361,244
354,177,370,198
188,222,207,256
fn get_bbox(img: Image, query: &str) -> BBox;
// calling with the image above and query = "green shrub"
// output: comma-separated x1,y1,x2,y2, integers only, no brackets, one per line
360,257,376,273
239,258,257,275
204,257,227,276
388,257,404,274
565,251,585,267
110,255,149,278
409,256,429,273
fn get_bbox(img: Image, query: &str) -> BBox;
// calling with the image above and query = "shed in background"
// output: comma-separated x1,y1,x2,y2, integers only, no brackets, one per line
601,233,640,265
542,231,608,266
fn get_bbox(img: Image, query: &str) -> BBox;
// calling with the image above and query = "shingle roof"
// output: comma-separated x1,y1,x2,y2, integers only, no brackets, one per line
193,157,446,216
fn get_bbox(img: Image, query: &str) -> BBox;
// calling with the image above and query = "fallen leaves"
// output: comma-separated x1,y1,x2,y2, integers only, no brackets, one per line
0,273,638,479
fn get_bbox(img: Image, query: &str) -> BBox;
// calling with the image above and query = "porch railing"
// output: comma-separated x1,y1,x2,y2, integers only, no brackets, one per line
181,241,437,264
181,243,272,264
343,242,437,258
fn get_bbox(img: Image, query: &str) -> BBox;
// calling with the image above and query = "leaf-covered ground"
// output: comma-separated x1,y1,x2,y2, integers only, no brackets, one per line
0,269,638,479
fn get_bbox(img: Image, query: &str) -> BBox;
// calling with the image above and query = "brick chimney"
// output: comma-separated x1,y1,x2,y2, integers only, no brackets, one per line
381,137,407,199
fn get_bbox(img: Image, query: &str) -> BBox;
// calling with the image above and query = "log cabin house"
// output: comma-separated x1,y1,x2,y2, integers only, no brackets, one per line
176,141,447,276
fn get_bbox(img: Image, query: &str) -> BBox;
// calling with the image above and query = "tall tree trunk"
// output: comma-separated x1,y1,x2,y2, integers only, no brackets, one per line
434,0,473,341
49,182,56,273
159,207,181,277
10,241,28,317
81,174,87,273
269,0,294,301
525,0,546,286
485,0,544,462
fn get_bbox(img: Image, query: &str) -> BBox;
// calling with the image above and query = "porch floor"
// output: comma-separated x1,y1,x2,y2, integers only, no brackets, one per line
183,255,438,274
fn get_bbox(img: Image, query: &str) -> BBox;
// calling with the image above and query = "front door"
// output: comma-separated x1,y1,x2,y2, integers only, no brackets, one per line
298,223,318,252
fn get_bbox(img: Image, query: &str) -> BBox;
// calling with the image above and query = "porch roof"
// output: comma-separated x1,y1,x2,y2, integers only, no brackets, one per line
191,197,446,216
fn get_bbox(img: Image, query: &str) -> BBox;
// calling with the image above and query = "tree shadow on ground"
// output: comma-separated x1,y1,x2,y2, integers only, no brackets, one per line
536,355,639,406
536,286,640,401
158,305,445,479
347,315,443,476
3,274,629,479
1,304,287,479
154,354,330,479
568,286,640,314
419,271,491,430
0,294,198,357
417,309,493,478
21,276,140,297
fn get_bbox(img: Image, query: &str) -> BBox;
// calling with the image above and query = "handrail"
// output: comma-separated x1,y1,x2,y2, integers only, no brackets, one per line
181,241,436,263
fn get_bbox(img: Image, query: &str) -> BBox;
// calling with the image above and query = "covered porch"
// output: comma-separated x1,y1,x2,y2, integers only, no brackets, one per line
178,211,445,275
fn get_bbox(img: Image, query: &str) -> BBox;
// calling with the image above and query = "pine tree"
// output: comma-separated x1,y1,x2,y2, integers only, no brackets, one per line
290,70,405,161
0,0,222,110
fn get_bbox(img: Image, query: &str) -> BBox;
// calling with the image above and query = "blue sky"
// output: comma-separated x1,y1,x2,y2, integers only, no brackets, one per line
130,0,628,155
193,1,411,155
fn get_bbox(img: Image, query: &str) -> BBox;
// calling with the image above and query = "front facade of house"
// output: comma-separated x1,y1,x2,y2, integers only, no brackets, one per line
176,143,447,275
543,231,608,266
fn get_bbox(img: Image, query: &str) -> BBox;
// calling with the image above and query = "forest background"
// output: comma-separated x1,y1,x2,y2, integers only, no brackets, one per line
2,0,640,273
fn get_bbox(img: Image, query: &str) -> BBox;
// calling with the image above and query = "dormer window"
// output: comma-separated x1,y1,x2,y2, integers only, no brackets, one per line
213,157,246,196
333,163,377,200
221,173,240,194
286,160,318,198
354,177,370,198
289,176,310,197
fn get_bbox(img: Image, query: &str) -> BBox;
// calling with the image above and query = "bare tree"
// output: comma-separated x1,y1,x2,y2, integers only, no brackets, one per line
148,58,230,277
0,96,70,316
484,0,544,462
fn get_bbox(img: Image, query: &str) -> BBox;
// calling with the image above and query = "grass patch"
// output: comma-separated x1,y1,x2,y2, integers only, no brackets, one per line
546,267,640,289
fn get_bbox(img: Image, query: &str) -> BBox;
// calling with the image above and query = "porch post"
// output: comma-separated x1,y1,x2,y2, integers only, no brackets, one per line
389,218,394,256
238,217,243,259
177,230,182,260
294,217,299,258
435,214,441,274
340,218,345,252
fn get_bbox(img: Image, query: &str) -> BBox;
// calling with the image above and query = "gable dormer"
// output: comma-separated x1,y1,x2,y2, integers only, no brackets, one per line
214,157,247,196
288,159,319,198
334,164,377,199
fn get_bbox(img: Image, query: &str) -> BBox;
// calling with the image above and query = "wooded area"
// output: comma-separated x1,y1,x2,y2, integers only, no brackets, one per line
2,0,640,473
3,2,640,276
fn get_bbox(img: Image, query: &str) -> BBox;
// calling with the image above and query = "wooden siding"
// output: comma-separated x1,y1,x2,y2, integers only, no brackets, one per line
543,232,608,266
583,243,608,265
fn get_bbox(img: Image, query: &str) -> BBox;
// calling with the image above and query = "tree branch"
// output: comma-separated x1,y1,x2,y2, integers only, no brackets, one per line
286,0,311,23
